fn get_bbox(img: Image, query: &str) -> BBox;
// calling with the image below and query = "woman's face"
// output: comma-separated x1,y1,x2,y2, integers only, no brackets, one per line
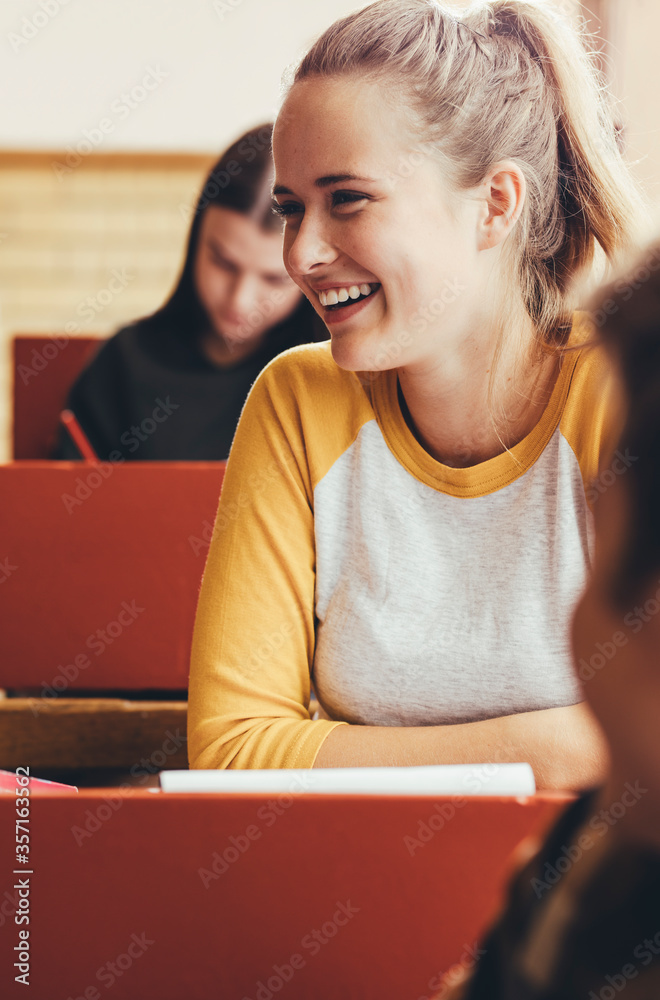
272,76,483,373
193,205,301,354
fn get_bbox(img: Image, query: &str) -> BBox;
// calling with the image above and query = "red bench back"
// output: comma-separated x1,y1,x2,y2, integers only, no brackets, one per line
12,334,100,459
0,462,224,690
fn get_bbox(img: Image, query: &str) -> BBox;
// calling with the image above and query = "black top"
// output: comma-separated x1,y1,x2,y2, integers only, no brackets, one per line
54,299,325,461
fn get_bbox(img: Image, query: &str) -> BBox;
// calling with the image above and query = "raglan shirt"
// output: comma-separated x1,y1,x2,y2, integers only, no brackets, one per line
187,315,620,769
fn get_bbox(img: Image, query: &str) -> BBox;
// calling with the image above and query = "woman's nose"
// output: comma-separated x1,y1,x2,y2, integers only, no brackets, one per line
225,274,256,317
285,213,337,278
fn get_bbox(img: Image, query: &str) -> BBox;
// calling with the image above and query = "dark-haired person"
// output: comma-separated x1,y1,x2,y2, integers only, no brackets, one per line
54,124,324,461
433,245,660,1000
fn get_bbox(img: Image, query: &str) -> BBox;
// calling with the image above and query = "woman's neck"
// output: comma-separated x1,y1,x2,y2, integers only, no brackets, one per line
396,322,560,468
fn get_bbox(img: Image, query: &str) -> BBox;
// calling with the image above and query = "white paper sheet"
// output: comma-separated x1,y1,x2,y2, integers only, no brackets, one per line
159,763,535,796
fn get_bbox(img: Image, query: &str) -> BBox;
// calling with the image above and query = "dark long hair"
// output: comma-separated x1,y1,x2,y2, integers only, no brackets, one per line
142,123,285,339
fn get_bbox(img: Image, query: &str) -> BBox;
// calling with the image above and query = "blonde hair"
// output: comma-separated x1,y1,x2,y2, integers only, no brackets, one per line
289,0,645,349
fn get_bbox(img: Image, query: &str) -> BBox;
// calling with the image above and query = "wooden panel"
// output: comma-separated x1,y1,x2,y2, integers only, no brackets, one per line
0,791,570,999
0,150,216,171
0,699,187,769
0,462,224,689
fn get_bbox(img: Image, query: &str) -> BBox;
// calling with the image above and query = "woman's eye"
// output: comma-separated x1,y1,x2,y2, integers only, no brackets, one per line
271,192,368,219
271,200,302,219
332,191,367,209
209,251,233,271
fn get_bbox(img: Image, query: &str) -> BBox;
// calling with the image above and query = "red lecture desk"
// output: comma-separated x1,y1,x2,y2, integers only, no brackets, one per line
0,789,569,1000
1,461,225,690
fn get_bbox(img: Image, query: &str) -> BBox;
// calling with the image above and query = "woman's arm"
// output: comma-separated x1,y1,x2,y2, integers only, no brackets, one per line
188,348,353,769
314,701,609,791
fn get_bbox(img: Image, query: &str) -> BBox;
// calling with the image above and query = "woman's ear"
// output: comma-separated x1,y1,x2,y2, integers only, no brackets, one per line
476,160,526,251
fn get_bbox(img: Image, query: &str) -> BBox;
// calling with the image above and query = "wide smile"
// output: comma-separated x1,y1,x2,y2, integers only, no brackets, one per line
316,283,381,326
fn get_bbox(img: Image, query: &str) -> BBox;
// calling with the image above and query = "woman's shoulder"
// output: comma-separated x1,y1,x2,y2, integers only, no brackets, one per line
83,318,205,377
92,320,145,350
76,321,146,371
67,323,134,392
564,312,616,386
237,341,378,482
254,340,371,405
560,313,618,422
260,339,338,372
110,319,179,362
559,313,623,479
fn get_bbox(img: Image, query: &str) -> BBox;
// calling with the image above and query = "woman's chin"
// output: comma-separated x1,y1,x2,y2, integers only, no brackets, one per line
328,329,388,374
329,338,368,372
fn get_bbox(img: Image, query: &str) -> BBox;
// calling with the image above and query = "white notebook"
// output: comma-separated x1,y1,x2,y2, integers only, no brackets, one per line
159,763,535,796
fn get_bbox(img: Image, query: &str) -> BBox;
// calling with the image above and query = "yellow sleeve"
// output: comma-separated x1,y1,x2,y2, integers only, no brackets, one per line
187,344,361,769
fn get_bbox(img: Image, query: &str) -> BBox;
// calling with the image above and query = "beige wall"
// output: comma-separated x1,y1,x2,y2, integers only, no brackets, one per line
606,0,660,218
0,0,360,154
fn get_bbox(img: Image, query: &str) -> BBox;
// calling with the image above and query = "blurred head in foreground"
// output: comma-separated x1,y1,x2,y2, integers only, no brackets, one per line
573,240,660,810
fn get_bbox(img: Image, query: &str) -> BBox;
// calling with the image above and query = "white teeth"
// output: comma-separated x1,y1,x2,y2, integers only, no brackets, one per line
318,283,377,307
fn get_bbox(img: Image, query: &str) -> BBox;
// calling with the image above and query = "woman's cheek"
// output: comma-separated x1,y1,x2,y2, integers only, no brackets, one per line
205,270,230,310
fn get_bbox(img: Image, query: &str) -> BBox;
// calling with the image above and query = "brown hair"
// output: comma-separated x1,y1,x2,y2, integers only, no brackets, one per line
289,0,644,349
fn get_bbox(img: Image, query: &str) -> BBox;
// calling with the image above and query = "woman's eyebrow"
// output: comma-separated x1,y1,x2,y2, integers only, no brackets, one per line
272,173,378,196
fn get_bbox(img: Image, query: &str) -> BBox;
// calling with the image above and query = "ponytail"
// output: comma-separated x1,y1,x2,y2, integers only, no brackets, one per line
481,1,644,343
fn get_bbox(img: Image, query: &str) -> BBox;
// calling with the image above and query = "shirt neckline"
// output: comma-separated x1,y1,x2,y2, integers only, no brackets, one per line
371,316,589,498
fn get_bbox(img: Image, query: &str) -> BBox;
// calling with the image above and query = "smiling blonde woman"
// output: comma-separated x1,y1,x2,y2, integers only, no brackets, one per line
188,0,645,789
